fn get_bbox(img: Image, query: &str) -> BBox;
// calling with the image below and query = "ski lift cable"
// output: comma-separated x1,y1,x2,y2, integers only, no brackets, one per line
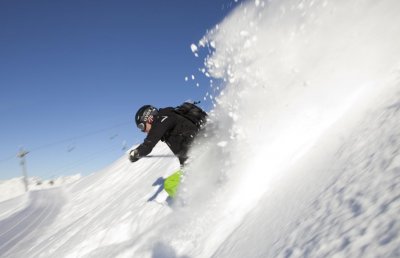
30,121,131,152
0,121,131,164
48,145,121,177
0,155,16,163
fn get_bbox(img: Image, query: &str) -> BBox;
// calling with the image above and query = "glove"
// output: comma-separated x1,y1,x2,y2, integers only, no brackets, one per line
129,149,140,163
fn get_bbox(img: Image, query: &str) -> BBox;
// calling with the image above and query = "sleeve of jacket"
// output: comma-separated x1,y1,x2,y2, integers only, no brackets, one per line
136,114,175,157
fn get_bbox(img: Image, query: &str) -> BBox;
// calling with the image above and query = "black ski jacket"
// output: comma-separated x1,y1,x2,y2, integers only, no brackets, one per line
136,108,199,165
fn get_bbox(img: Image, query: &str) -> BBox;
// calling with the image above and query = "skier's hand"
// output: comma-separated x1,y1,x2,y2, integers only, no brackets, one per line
129,149,140,163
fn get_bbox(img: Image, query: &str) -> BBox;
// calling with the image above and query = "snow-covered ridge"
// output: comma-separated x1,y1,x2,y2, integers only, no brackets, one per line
0,175,81,203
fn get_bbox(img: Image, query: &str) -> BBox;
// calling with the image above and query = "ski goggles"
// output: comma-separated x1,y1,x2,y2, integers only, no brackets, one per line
136,107,156,132
137,122,146,132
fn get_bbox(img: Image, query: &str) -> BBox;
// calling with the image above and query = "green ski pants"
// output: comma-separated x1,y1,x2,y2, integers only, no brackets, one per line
164,170,182,198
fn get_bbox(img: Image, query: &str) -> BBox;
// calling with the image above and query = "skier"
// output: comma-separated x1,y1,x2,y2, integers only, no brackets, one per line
129,103,207,198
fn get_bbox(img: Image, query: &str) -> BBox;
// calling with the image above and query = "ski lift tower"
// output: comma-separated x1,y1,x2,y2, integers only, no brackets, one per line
17,148,29,192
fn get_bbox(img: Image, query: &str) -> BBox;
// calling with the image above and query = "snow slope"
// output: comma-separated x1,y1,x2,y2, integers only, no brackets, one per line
1,0,400,257
0,144,180,257
212,84,400,258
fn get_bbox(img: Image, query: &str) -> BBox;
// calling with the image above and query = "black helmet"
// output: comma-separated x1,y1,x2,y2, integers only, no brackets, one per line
135,105,158,132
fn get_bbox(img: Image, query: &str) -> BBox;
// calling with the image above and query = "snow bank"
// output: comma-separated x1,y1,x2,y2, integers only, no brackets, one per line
270,86,400,258
212,79,400,258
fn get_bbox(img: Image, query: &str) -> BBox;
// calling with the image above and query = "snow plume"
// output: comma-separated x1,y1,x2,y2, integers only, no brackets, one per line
191,0,400,200
157,0,400,256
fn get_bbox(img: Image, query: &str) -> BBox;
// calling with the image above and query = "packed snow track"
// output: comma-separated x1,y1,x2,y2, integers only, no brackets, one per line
0,189,65,256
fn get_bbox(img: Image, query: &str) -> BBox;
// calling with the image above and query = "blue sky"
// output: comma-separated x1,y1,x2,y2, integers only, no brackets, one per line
0,0,240,180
